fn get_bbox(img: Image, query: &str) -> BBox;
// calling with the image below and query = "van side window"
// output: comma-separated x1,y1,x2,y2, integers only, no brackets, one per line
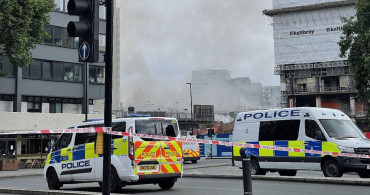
58,134,72,149
75,133,97,145
112,122,126,139
305,120,321,139
259,120,300,141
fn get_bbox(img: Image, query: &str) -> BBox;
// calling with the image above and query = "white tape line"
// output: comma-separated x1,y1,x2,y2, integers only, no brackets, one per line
1,128,369,159
0,127,111,135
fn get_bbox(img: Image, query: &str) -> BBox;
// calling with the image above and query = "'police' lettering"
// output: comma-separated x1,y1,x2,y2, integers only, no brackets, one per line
62,160,90,169
243,110,301,120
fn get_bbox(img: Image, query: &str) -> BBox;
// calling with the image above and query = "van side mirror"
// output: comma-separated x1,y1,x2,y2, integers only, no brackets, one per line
315,131,326,141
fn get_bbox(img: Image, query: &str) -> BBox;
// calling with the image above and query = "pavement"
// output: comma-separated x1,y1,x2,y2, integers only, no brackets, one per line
1,158,370,194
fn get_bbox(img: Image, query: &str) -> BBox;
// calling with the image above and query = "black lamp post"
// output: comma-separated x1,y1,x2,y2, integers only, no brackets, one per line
186,82,193,134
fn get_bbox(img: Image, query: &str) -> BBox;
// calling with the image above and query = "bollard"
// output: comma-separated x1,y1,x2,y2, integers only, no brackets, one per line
240,148,253,195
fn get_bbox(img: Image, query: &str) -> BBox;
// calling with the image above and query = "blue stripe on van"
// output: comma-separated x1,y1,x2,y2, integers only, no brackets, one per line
246,142,259,157
51,151,61,164
73,145,86,161
305,141,322,157
274,141,289,157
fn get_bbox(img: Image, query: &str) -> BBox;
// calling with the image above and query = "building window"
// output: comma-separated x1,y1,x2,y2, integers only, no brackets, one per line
42,61,52,80
99,34,106,52
99,5,106,20
27,96,42,113
44,26,53,44
0,95,14,101
96,66,105,84
29,60,42,79
0,56,15,77
49,98,62,113
89,65,105,84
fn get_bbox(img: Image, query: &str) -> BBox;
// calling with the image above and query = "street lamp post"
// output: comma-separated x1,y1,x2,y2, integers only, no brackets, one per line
186,83,193,134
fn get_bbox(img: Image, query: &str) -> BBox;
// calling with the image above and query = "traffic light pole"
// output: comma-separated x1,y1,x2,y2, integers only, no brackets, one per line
103,0,114,194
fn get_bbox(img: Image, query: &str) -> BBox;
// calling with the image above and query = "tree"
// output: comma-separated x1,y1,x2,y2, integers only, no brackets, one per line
339,0,370,120
0,0,54,70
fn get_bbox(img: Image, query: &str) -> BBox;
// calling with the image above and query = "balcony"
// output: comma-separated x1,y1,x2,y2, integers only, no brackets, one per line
288,87,356,95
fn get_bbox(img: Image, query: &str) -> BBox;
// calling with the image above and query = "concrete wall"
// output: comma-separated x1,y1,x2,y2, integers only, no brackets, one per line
0,112,105,131
0,101,12,112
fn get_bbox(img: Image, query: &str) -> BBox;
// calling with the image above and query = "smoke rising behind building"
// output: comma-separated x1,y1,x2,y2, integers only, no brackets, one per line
116,0,277,111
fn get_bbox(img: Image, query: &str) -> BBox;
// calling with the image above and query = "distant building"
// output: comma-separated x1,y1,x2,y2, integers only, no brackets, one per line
191,69,279,113
263,0,364,117
263,86,281,108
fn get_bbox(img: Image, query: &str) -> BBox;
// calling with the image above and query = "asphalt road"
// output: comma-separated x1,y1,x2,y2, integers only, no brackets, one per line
1,175,370,195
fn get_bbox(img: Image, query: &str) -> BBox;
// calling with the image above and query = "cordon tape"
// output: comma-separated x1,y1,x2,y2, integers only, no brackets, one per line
1,127,369,159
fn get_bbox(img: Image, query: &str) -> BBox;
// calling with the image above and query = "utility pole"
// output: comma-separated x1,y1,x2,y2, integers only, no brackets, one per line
186,83,193,134
103,0,113,194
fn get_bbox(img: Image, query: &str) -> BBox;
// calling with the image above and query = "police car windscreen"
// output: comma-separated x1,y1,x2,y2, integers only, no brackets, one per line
319,119,366,139
135,120,179,139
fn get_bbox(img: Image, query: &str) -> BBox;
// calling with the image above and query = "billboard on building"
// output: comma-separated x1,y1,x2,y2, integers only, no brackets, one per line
273,0,346,9
272,2,355,65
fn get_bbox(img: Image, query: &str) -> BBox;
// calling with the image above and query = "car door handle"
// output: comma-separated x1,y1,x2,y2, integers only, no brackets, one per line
113,147,118,150
164,146,171,150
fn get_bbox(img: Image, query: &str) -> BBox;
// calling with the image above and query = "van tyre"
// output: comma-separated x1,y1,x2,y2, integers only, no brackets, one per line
250,159,266,175
322,160,343,177
46,168,61,190
110,167,122,192
191,160,197,164
158,180,175,190
278,170,297,176
358,171,370,178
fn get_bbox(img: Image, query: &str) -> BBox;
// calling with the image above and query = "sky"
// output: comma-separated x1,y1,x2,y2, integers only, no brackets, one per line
116,0,277,111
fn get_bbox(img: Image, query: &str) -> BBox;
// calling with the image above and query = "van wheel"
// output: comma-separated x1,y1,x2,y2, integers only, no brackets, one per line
158,180,175,190
46,168,61,190
110,167,122,192
191,160,197,164
322,160,343,177
250,159,266,175
358,171,370,178
278,170,297,176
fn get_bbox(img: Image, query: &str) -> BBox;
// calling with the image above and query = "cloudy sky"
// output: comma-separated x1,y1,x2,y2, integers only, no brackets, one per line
116,0,277,111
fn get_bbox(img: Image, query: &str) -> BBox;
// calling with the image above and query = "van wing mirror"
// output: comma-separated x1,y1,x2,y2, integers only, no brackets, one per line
315,131,326,141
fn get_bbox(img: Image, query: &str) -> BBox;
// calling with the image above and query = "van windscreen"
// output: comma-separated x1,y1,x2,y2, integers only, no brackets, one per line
319,119,366,139
135,120,179,138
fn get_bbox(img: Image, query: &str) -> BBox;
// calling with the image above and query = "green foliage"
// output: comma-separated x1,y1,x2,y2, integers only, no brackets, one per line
0,0,54,68
339,0,370,120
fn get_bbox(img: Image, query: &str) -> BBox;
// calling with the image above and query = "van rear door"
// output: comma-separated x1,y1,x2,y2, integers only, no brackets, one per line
159,141,182,175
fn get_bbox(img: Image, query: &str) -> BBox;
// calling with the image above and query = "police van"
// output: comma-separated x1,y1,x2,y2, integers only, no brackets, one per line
44,117,183,192
232,107,370,178
182,134,200,163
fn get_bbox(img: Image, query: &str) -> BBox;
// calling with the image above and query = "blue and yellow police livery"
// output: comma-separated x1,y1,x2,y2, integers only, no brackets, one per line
44,117,183,192
232,107,370,177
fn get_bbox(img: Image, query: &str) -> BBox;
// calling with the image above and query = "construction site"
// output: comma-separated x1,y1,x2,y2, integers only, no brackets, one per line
263,0,368,131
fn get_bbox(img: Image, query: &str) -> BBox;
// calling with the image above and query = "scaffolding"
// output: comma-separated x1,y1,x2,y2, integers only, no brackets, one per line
263,0,355,16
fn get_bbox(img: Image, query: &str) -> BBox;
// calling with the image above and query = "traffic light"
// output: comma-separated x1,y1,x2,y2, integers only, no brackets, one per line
67,0,99,62
208,128,215,138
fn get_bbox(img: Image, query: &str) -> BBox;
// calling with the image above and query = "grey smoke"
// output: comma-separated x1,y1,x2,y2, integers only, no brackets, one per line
117,0,277,111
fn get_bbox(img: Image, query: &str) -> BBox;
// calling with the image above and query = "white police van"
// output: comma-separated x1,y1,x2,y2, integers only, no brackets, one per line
232,107,370,177
44,117,183,192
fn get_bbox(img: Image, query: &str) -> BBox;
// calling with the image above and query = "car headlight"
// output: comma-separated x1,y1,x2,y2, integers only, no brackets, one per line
337,145,355,153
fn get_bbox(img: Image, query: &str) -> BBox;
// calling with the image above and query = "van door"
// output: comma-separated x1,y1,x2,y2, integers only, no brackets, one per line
302,119,324,170
159,141,182,175
71,133,96,181
52,133,73,182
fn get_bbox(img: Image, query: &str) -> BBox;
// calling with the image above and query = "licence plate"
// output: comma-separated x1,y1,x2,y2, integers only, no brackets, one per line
139,165,157,171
